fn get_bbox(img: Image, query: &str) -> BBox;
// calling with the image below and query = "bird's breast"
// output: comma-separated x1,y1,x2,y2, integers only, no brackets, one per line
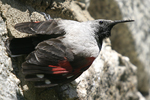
58,20,100,58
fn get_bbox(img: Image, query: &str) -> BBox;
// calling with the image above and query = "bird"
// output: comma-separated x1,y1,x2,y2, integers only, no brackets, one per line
5,13,134,88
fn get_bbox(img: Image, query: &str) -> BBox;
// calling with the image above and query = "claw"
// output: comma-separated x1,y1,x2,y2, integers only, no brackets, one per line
40,12,52,21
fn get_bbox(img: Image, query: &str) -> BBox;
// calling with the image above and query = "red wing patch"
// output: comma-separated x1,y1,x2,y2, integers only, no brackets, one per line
48,65,69,74
34,21,40,23
72,57,95,74
48,57,95,77
48,57,72,74
58,58,72,72
58,57,96,79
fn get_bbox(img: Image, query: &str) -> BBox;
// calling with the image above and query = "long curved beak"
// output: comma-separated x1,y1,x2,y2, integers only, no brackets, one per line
111,19,134,26
106,19,134,36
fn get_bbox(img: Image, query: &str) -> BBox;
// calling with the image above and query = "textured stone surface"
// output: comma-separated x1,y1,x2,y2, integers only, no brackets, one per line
88,0,149,98
61,39,142,100
0,14,24,100
88,0,142,71
0,0,147,100
116,0,150,96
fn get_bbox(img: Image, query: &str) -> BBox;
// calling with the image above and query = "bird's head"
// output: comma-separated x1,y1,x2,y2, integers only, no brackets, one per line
91,19,134,39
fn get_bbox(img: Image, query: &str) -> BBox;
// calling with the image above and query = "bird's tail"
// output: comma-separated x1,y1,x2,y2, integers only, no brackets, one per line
5,37,37,57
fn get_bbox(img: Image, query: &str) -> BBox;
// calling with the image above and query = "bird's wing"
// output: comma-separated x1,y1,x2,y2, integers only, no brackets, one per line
21,38,80,87
23,62,83,88
22,38,95,88
14,20,64,35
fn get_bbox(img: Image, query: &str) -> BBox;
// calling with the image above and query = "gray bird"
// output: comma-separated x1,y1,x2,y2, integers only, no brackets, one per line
6,15,134,88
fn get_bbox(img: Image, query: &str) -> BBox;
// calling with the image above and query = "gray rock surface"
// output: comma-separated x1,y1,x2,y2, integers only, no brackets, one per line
61,39,142,100
88,0,150,98
116,0,150,96
0,0,147,100
0,14,24,100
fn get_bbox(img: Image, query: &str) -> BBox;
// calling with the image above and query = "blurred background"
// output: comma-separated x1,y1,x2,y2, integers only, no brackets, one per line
87,0,150,99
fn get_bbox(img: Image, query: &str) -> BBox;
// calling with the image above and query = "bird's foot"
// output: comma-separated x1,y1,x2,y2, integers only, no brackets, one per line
40,12,52,21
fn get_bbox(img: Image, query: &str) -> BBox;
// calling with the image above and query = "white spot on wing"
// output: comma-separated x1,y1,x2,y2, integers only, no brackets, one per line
62,74,67,76
35,53,40,62
36,74,44,78
67,75,74,79
45,79,51,84
30,27,37,33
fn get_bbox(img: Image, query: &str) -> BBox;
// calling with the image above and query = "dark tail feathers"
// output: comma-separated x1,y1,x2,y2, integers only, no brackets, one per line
5,37,37,57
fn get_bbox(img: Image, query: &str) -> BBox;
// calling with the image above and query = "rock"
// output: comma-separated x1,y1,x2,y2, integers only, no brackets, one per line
0,13,24,100
88,0,149,98
116,0,150,96
60,39,145,100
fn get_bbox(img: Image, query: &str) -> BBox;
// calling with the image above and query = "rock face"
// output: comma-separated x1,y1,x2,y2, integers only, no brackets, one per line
0,0,147,100
88,0,150,98
0,14,23,100
116,0,150,95
61,39,141,100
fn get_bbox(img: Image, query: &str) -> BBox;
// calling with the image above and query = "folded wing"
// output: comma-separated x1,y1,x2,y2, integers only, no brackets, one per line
14,20,65,35
22,39,77,87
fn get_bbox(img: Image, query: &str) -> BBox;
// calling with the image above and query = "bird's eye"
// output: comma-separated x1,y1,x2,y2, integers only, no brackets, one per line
99,21,103,24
